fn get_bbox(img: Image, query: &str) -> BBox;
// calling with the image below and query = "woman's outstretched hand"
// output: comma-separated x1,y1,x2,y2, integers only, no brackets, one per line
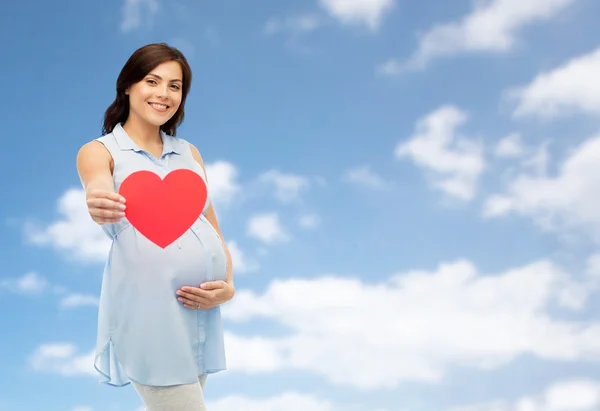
176,281,234,310
86,189,126,224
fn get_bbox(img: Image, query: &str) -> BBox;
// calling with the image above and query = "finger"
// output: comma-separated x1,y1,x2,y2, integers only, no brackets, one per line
177,291,212,304
89,190,126,203
87,197,126,211
179,295,210,307
90,208,126,220
179,296,200,306
183,302,210,310
87,197,125,210
107,192,127,203
95,217,124,224
178,287,211,298
198,281,226,291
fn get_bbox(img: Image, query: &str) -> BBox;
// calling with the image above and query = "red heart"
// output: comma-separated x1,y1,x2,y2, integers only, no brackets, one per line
118,169,208,248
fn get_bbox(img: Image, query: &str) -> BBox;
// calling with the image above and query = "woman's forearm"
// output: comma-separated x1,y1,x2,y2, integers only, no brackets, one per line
224,245,234,298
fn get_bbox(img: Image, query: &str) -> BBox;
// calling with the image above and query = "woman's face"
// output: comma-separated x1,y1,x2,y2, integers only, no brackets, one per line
125,60,183,128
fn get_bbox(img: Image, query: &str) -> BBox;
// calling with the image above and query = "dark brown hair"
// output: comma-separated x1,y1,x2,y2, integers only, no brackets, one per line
102,43,192,136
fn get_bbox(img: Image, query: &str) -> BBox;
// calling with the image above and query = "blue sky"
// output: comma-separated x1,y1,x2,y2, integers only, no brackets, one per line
2,0,600,410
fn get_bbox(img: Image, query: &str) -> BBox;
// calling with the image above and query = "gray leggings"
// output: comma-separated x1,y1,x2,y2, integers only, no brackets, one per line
132,374,208,411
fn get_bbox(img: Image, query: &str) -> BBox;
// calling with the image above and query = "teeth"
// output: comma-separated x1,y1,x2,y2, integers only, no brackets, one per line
150,103,168,109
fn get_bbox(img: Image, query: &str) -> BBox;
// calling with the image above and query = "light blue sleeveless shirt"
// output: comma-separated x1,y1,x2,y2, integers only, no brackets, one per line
92,123,227,387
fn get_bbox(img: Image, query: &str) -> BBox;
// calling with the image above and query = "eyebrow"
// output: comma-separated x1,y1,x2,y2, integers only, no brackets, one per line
147,73,182,83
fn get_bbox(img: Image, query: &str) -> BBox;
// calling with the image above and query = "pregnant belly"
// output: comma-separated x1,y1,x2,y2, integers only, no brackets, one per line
103,217,228,359
109,216,228,296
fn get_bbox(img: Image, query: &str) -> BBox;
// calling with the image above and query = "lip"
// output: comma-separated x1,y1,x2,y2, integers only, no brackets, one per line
148,102,170,112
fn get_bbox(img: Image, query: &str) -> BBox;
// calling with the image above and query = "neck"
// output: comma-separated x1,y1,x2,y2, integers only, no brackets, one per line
122,115,162,146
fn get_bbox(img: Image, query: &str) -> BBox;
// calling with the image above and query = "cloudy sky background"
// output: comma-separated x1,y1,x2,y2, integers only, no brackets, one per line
2,0,600,410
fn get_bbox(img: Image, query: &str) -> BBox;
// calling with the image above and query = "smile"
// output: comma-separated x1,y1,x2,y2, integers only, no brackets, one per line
149,102,169,111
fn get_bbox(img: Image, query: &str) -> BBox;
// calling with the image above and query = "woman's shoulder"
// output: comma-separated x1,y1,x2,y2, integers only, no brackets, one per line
77,139,112,161
164,134,205,167
170,134,191,145
164,133,195,153
77,129,116,161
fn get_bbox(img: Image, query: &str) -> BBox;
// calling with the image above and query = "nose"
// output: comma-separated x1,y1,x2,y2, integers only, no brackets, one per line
156,84,169,99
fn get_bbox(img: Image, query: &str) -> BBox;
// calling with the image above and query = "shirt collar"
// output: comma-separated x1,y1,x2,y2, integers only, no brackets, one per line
112,123,181,155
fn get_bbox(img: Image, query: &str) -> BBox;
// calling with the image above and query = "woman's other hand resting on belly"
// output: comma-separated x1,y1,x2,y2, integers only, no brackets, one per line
176,280,234,310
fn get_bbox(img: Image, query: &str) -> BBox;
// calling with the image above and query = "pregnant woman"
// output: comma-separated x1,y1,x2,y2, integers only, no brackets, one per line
76,43,234,410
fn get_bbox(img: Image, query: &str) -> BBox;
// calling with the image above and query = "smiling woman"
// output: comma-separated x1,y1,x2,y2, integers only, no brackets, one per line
102,44,191,139
75,43,235,411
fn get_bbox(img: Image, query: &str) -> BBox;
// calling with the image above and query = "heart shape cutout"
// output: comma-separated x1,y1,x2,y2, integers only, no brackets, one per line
118,169,208,248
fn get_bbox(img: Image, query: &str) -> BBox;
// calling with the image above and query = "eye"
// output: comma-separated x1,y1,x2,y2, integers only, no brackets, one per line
170,84,181,91
146,79,157,85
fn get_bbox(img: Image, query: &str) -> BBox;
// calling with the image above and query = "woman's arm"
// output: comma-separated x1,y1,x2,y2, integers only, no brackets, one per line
189,143,235,297
76,141,126,224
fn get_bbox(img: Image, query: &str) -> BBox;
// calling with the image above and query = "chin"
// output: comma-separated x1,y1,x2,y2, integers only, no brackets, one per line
145,113,175,128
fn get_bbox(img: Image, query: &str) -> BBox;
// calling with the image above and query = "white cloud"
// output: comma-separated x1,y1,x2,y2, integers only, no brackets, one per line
264,14,321,36
26,161,240,263
494,132,525,158
395,105,485,201
30,254,600,393
0,272,97,311
0,271,99,313
205,161,242,207
72,407,94,411
381,0,576,73
344,165,391,190
519,140,551,177
60,294,99,309
221,256,600,389
298,214,320,229
247,213,289,244
220,332,288,373
259,169,311,203
483,135,600,242
586,253,600,277
120,0,159,33
0,272,49,295
448,379,600,411
506,46,600,119
207,392,335,411
228,240,258,274
318,0,395,31
24,188,111,263
28,343,95,377
377,59,405,76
